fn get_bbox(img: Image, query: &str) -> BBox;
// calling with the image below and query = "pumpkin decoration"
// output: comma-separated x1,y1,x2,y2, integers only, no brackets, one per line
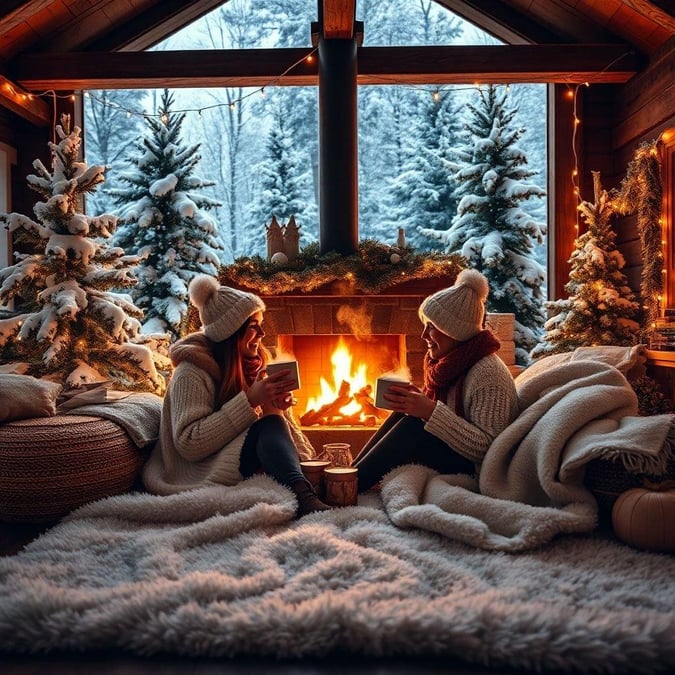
611,480,675,553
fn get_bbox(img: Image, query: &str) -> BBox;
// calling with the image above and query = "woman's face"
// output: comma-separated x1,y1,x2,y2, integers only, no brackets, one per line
421,321,458,360
241,312,265,358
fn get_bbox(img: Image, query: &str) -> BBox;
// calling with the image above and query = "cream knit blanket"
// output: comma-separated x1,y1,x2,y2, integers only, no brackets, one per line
380,357,674,552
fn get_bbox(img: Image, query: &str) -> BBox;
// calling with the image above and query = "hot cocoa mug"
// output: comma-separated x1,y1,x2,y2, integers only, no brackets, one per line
374,376,410,410
265,359,300,390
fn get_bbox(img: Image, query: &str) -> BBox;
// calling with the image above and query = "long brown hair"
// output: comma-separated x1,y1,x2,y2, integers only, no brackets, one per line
212,318,271,406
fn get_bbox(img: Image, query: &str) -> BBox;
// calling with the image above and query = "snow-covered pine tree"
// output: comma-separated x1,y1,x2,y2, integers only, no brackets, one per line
420,84,547,364
532,172,640,357
111,89,224,338
249,97,309,257
0,114,167,393
388,89,460,250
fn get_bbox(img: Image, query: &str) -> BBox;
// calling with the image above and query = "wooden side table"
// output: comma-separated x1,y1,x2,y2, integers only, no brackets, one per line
646,349,675,406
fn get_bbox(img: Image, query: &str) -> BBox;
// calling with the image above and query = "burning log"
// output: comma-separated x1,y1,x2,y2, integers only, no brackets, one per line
353,385,389,420
300,380,352,426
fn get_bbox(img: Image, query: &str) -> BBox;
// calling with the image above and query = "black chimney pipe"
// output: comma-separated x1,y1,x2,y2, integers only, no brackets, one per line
318,34,359,255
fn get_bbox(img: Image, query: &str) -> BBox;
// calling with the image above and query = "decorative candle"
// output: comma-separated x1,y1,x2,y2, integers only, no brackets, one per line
324,466,358,507
300,460,331,499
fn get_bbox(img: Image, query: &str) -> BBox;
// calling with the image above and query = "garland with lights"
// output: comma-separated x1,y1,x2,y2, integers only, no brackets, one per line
217,240,465,295
613,139,663,329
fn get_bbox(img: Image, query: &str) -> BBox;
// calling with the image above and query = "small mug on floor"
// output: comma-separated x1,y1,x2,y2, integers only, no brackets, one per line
324,466,358,507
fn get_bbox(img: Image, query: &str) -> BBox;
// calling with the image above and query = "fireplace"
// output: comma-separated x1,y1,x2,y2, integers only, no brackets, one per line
255,274,522,453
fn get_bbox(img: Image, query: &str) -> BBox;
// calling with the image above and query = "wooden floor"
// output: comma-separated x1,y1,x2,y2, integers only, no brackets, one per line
0,520,528,675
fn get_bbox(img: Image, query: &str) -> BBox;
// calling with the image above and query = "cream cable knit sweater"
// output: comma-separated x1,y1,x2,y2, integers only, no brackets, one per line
143,360,315,496
424,353,519,464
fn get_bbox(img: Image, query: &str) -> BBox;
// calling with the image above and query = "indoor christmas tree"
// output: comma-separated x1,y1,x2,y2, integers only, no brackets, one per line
532,172,641,357
0,114,167,393
111,89,224,339
420,84,547,364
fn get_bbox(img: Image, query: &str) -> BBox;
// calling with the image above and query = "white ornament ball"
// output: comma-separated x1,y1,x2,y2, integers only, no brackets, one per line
271,251,288,265
390,252,401,264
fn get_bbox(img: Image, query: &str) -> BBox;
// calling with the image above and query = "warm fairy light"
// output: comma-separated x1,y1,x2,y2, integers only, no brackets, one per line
306,54,314,63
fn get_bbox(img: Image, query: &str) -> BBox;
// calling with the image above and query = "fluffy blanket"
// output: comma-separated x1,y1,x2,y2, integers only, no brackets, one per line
62,392,162,448
1,475,674,673
383,358,674,552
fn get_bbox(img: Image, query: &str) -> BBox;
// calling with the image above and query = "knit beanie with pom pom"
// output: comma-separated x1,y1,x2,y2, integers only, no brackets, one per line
188,274,266,342
418,268,490,341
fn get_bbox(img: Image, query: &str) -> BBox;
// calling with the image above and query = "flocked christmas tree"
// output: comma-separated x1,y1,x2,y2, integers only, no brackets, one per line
532,172,640,357
0,114,168,392
111,89,224,338
420,84,547,364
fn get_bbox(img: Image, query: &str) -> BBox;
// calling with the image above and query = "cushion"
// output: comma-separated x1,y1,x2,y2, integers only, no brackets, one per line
0,374,63,423
0,414,144,523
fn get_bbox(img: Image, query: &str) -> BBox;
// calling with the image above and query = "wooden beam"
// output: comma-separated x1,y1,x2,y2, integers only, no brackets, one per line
0,74,52,126
0,0,51,27
356,44,640,84
621,1,675,33
322,0,356,39
12,44,640,92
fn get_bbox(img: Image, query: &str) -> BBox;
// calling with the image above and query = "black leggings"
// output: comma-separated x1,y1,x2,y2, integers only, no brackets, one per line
353,413,475,492
239,415,306,487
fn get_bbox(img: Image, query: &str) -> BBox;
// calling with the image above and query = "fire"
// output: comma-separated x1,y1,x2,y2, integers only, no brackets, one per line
306,337,368,417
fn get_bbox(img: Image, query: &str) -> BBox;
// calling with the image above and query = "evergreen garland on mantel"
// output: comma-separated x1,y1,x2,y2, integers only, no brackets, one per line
613,139,663,329
218,240,465,295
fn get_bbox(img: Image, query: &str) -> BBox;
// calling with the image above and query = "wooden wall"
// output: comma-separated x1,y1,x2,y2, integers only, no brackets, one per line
578,38,675,307
0,96,76,224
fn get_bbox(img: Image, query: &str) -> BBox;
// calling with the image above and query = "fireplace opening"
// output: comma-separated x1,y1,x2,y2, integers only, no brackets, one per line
276,333,407,427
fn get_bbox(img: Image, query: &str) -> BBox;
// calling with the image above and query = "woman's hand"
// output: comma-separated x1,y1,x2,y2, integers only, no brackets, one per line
247,368,296,412
384,383,436,420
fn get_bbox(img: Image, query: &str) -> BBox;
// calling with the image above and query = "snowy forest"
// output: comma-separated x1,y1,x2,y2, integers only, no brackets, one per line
82,0,548,361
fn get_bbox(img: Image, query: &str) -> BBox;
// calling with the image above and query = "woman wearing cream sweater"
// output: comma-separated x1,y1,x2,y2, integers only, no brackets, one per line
353,269,519,491
142,274,330,516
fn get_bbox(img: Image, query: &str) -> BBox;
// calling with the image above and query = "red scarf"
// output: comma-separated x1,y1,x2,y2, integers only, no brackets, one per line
423,330,501,417
243,355,263,386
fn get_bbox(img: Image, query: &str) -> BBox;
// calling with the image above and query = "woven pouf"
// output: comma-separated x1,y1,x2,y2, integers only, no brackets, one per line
0,414,144,523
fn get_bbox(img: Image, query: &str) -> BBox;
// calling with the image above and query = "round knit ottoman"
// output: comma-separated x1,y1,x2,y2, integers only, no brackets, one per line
0,415,144,523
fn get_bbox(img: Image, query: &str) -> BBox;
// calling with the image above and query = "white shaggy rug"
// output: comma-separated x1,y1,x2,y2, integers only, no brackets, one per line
1,474,674,674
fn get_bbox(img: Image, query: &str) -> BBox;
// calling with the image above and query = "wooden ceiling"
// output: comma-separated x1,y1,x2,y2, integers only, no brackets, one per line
0,0,673,126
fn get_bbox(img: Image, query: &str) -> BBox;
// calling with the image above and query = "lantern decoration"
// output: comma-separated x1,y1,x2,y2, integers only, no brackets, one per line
611,480,675,553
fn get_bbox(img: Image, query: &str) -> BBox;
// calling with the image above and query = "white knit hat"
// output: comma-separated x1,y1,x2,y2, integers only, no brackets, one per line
188,274,266,342
418,268,489,341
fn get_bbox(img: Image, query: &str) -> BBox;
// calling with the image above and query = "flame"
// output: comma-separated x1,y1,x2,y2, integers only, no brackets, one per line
306,337,368,416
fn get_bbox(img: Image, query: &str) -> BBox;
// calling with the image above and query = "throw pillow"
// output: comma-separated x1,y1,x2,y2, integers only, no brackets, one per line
0,374,63,423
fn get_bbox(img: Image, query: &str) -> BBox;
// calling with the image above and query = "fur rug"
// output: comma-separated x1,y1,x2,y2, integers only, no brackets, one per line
1,474,674,674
